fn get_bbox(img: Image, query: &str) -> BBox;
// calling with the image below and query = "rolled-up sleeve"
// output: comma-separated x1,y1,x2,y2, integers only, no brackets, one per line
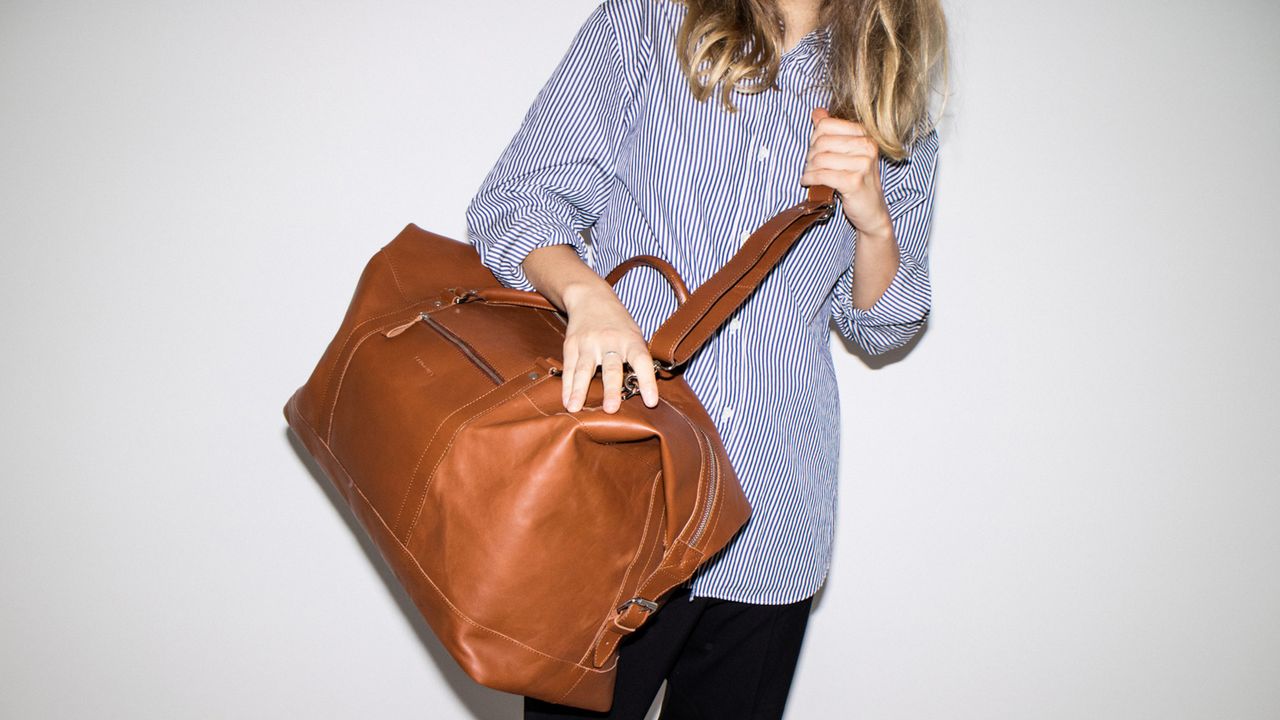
830,127,940,354
465,1,647,291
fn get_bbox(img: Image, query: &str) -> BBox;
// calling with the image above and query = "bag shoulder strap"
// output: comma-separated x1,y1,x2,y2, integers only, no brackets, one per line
474,186,838,369
645,185,836,368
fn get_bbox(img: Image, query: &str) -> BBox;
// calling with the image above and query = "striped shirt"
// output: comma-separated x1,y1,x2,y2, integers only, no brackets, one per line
466,0,938,605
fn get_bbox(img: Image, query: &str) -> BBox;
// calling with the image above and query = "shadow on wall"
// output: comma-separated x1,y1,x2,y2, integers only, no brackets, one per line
285,429,518,720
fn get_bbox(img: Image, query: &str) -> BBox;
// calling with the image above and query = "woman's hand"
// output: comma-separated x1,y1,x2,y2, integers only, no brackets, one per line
520,244,660,414
800,107,893,242
800,107,902,310
560,283,659,414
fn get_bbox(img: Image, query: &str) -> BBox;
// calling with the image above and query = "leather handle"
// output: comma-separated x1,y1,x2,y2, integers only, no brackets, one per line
604,255,691,305
646,185,836,367
474,252,692,311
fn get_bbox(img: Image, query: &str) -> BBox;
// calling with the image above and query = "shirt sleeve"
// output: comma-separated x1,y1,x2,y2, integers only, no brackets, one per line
829,127,940,355
465,0,648,291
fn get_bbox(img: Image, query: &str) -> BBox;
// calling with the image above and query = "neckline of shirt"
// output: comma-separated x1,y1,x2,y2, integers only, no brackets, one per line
651,0,830,92
781,24,832,63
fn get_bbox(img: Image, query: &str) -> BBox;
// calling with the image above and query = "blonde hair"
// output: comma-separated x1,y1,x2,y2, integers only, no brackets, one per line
674,0,949,161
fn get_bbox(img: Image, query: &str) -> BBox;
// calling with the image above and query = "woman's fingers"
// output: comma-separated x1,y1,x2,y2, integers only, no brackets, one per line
805,151,876,174
563,340,591,409
806,134,877,163
811,107,867,137
562,337,595,412
805,106,878,186
558,291,660,414
561,342,578,409
629,345,660,409
566,350,597,413
561,340,661,413
599,350,625,413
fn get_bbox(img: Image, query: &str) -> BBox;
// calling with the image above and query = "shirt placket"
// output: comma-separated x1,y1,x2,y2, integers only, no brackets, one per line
716,87,783,435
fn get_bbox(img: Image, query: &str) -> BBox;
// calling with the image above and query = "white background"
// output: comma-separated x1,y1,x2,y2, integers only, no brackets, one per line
2,1,1278,718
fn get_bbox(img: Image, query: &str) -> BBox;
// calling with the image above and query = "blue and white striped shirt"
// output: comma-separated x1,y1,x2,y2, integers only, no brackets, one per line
466,0,938,605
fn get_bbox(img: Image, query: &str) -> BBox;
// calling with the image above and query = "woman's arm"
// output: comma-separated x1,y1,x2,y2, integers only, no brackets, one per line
803,112,940,355
466,1,658,412
802,112,903,311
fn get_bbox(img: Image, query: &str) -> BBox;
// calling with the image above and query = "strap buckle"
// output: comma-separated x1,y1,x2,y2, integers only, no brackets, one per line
617,597,659,615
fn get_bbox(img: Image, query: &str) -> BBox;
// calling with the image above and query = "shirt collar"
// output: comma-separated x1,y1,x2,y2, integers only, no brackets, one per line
776,24,831,92
782,24,832,62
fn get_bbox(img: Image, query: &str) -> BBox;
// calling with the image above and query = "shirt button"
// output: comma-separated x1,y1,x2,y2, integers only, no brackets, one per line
728,318,741,332
721,406,735,422
757,145,769,162
739,230,750,245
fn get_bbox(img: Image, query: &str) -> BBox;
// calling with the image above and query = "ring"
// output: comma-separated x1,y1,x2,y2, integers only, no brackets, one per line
603,351,620,357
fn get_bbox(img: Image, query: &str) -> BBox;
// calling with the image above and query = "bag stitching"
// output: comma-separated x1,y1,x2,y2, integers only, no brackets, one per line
291,407,585,667
323,302,424,443
389,374,515,533
554,665,593,706
381,245,412,304
402,373,544,541
583,468,662,667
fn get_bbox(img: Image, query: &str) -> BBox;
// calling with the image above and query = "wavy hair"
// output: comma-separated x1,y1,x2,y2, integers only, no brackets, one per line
674,0,948,161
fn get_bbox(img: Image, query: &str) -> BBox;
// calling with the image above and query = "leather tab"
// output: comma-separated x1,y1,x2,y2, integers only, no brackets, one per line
589,540,707,668
473,287,559,312
807,184,836,207
591,602,655,667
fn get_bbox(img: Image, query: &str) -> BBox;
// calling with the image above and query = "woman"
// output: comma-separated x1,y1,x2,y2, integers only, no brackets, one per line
466,0,947,717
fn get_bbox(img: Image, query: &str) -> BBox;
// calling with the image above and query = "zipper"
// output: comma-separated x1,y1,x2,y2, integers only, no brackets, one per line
688,426,720,547
383,311,504,385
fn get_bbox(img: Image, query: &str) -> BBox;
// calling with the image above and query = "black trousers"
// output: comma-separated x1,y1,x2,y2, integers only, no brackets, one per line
525,586,815,720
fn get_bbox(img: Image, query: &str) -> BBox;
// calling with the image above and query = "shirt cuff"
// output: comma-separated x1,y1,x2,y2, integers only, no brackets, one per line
471,210,593,292
830,249,931,355
845,253,930,328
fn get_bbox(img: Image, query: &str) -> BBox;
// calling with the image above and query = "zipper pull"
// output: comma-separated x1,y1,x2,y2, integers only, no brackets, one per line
384,313,426,338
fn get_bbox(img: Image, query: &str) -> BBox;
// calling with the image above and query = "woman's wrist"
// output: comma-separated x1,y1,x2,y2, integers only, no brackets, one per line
561,279,612,314
852,210,895,245
523,244,612,314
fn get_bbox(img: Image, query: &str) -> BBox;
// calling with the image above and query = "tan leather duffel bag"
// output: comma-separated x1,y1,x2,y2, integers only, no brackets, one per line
282,187,836,710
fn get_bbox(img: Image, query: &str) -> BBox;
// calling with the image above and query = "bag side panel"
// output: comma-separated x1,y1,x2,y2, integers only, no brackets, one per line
326,315,512,529
291,225,500,438
405,379,666,665
283,394,618,711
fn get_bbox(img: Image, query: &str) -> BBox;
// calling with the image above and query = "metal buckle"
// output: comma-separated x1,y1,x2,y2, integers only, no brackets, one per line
617,597,659,614
652,358,681,377
620,358,681,400
621,372,640,400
